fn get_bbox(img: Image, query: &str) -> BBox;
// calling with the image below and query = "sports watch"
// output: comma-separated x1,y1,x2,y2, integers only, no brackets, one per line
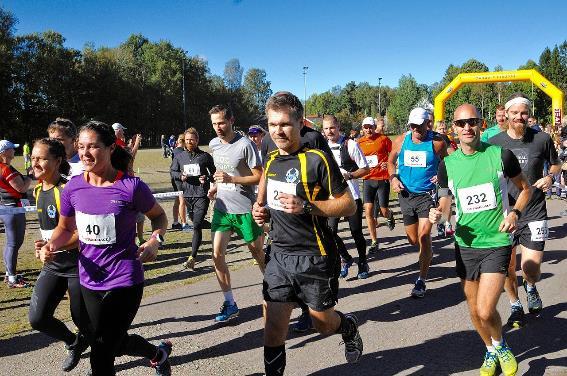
151,233,165,245
302,200,313,215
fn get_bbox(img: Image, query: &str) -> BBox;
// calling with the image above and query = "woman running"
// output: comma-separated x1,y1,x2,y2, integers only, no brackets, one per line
40,121,172,375
28,138,88,372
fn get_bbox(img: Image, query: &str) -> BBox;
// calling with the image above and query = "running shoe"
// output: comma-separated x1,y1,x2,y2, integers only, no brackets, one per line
150,340,173,376
171,222,182,230
479,350,499,376
340,259,353,278
506,305,525,328
495,341,518,376
62,332,88,372
410,279,426,298
215,301,239,322
444,223,455,237
182,223,193,232
437,223,446,238
357,263,370,280
387,210,395,231
523,280,543,314
292,310,313,333
368,241,379,254
341,314,363,363
182,256,195,270
8,275,30,288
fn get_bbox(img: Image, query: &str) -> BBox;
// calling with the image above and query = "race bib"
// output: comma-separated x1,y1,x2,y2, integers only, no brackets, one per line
528,220,548,242
183,164,201,177
75,211,117,245
267,179,297,211
366,155,378,168
457,183,497,214
404,151,426,167
40,229,53,242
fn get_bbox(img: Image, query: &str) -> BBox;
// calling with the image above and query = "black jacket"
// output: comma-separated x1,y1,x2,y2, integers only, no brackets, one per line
170,148,216,197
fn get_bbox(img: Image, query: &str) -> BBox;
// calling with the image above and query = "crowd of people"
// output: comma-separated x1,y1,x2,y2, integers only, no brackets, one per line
0,89,566,375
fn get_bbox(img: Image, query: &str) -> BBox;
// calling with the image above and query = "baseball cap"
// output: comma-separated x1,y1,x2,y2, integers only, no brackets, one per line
0,140,20,154
111,123,127,131
248,125,265,134
361,117,375,127
407,108,430,126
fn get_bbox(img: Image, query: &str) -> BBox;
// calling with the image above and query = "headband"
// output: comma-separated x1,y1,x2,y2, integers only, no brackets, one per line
505,97,531,111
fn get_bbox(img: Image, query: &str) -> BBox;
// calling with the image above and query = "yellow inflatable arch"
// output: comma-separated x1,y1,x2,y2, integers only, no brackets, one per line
434,69,564,128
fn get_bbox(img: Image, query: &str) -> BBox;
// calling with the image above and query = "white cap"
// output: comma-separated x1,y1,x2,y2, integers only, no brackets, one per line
111,123,127,131
0,140,20,154
407,108,430,126
362,117,375,126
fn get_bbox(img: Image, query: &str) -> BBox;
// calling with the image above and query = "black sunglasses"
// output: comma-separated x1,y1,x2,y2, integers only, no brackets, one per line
453,118,482,128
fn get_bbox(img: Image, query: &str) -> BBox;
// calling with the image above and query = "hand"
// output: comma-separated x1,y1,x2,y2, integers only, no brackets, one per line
342,172,351,181
253,202,270,226
137,239,159,263
429,206,442,224
430,175,438,184
39,242,56,263
499,212,518,233
533,175,553,191
34,239,46,259
207,187,217,200
277,193,305,214
199,175,207,184
213,171,232,184
391,177,405,193
181,173,188,182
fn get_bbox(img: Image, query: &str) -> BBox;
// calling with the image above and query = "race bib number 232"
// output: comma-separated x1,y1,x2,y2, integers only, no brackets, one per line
267,179,297,211
457,183,497,214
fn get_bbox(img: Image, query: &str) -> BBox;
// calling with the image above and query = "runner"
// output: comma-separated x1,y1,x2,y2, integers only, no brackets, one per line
430,103,530,376
1,139,33,288
387,108,448,298
170,128,215,270
28,138,88,372
23,141,31,170
40,121,172,375
480,105,507,142
322,115,370,279
208,105,265,322
357,116,395,253
47,118,84,177
171,133,188,231
253,91,363,376
489,93,561,327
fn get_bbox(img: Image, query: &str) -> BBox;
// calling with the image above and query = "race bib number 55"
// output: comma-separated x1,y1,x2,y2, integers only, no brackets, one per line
75,211,117,245
404,151,426,167
457,183,497,214
267,179,297,211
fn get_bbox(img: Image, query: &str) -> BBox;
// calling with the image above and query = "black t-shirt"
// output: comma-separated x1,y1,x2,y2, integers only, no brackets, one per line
264,147,348,256
261,126,334,163
34,178,78,277
489,127,560,220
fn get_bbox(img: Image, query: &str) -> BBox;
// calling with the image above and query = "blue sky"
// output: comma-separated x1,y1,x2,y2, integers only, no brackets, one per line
4,0,567,99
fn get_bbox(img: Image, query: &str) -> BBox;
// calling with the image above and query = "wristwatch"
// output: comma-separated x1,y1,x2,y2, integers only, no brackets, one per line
510,208,522,219
151,233,165,245
302,200,313,215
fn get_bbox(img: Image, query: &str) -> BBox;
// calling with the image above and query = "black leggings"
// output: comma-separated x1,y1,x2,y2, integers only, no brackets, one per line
28,269,82,345
185,197,210,258
328,199,367,265
81,283,157,376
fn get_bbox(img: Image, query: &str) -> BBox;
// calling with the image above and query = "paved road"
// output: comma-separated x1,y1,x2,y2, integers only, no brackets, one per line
2,199,567,375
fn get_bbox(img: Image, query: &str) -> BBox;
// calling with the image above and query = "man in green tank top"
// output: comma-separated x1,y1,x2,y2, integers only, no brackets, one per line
429,104,531,376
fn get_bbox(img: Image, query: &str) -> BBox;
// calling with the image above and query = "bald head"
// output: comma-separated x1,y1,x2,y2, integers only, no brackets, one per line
454,104,480,120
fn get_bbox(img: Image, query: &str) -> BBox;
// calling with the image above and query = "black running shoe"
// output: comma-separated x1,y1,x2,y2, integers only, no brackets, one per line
523,280,543,314
387,210,395,231
62,332,89,372
506,305,525,328
341,314,363,363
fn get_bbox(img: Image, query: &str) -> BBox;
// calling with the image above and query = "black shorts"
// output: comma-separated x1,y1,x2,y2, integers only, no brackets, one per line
398,190,434,226
456,244,512,281
363,179,390,208
512,219,547,252
263,252,340,312
171,177,181,192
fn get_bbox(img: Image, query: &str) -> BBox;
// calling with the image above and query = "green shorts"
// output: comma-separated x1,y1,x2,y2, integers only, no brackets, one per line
211,208,262,243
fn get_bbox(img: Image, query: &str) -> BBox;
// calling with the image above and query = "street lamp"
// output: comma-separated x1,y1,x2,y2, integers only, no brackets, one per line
303,66,309,116
378,77,382,116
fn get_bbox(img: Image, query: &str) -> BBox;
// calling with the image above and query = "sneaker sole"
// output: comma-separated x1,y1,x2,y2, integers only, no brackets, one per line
214,312,239,323
508,320,524,328
411,291,425,298
345,350,362,363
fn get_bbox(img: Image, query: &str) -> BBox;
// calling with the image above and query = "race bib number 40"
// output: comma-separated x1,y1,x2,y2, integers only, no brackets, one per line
267,179,297,211
366,155,378,168
403,151,426,167
183,164,201,177
457,183,497,214
75,211,117,245
528,220,549,242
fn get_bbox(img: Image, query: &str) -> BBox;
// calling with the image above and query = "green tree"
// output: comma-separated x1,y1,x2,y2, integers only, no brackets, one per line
0,7,16,138
223,58,243,91
387,74,425,133
242,68,272,113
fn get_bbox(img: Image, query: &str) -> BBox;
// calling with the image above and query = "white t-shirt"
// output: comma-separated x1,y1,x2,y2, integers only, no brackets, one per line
328,137,368,200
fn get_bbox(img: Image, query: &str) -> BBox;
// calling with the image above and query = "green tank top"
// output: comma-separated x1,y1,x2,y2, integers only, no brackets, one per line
444,142,511,248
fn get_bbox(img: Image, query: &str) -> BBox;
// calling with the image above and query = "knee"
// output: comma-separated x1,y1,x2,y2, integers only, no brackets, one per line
311,316,336,335
28,310,47,331
476,306,494,323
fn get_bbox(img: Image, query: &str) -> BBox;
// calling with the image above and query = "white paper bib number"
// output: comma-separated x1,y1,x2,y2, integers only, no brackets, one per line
528,220,548,242
183,164,201,177
75,211,117,245
267,179,297,211
40,229,54,242
404,151,426,167
366,155,378,168
457,183,497,214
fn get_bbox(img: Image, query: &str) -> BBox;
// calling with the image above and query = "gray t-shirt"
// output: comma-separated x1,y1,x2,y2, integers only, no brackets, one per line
209,133,261,214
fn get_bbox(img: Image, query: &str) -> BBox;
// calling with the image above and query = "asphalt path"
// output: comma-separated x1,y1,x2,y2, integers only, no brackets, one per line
2,198,567,375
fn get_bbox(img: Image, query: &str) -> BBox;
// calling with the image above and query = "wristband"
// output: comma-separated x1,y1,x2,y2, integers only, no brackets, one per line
510,208,522,219
389,174,400,182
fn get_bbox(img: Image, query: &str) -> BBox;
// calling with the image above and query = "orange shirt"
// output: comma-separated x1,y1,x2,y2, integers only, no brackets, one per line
357,133,392,180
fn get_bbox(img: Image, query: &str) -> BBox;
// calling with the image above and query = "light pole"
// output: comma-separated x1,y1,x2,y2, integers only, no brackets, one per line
378,77,382,116
303,66,309,116
182,57,187,129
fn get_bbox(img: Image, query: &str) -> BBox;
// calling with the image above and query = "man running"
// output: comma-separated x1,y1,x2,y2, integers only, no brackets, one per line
47,118,83,177
323,115,370,279
387,108,448,297
430,103,530,376
481,105,507,142
208,105,265,322
357,117,395,253
253,92,362,376
489,93,560,327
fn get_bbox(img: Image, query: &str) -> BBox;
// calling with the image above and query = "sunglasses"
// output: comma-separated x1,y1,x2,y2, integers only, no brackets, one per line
409,123,425,128
362,125,374,129
453,118,482,128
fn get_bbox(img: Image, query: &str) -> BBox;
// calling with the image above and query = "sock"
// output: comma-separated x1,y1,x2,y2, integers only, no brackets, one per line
491,337,503,348
8,275,16,283
417,277,424,282
335,311,355,336
486,345,495,353
264,345,286,376
526,283,536,293
223,290,235,305
510,299,523,308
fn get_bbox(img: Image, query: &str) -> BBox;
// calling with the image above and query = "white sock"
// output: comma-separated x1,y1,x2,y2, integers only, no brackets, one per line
8,275,16,283
223,290,235,305
486,345,495,353
172,221,179,225
491,337,503,348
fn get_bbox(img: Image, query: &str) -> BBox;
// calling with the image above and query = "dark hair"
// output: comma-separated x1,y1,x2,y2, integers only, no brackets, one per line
79,121,132,172
209,104,234,120
265,91,304,121
47,117,77,139
34,138,71,176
